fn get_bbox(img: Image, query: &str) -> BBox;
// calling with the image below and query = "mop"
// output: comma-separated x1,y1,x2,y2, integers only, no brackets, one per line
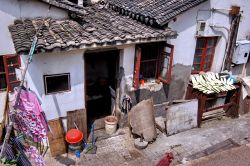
83,124,97,154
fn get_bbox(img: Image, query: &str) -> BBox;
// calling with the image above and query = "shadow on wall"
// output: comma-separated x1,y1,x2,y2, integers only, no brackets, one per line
127,85,169,106
52,95,62,117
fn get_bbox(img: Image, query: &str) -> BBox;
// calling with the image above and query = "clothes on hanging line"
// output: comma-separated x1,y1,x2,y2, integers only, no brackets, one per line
0,143,16,161
9,89,49,142
0,137,33,166
26,146,45,166
10,137,32,166
121,94,132,114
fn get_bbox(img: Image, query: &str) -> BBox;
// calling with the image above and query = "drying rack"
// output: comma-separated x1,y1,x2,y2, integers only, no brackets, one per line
185,82,241,127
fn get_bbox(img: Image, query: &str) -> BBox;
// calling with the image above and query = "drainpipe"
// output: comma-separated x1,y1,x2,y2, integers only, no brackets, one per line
209,24,230,72
211,6,241,71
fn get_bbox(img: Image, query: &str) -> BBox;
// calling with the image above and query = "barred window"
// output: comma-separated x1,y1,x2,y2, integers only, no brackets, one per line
133,42,174,88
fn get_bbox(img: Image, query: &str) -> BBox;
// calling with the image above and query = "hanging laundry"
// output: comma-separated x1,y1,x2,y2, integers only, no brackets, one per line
0,137,32,166
0,143,16,161
10,137,32,166
26,146,45,166
17,89,49,131
9,89,49,142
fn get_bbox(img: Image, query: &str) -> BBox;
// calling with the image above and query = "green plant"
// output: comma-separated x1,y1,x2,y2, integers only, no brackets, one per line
0,157,17,166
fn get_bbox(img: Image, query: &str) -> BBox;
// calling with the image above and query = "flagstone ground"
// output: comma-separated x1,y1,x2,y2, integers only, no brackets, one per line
45,113,250,166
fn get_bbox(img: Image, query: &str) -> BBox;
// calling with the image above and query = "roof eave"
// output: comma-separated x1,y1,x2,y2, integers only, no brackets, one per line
16,34,177,55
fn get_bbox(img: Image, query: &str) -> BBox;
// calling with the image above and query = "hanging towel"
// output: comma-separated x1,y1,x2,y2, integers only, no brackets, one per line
17,89,49,131
9,89,48,142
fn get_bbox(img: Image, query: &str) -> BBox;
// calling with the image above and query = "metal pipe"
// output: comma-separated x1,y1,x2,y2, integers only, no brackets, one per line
209,24,230,71
211,8,231,11
209,24,230,35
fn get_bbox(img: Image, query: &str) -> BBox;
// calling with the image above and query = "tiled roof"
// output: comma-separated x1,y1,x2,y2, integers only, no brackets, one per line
107,0,208,27
39,0,88,15
8,6,176,54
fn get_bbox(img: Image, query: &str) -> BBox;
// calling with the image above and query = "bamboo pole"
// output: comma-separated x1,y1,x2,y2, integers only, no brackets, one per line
0,122,13,158
14,37,37,109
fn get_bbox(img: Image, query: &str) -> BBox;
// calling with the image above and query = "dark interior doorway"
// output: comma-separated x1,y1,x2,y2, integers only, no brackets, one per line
85,50,119,130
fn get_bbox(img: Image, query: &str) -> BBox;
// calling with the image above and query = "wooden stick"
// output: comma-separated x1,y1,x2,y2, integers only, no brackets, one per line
242,63,247,77
14,37,37,109
2,87,9,126
128,112,132,138
0,122,13,159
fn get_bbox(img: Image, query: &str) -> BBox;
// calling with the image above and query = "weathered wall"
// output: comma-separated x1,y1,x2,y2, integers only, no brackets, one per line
167,0,250,100
119,45,135,76
166,100,198,135
18,42,169,122
119,45,170,105
0,0,68,55
127,85,169,105
209,0,250,41
21,49,85,120
167,1,210,101
168,64,192,101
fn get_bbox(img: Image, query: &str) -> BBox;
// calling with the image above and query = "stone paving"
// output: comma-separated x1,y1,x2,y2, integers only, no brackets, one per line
180,144,250,166
45,113,250,166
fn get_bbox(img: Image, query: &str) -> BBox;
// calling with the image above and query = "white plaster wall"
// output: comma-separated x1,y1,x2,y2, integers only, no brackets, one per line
118,45,136,94
168,1,210,66
119,45,136,76
20,45,135,120
207,0,250,71
168,0,250,73
21,50,85,120
0,10,16,55
0,0,68,55
209,0,250,40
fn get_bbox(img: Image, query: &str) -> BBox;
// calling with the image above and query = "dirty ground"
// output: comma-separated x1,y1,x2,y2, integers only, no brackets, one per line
45,113,250,166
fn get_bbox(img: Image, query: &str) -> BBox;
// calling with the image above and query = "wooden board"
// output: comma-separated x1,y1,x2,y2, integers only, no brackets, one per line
48,118,64,139
243,97,250,113
48,118,66,157
0,91,7,123
67,109,87,140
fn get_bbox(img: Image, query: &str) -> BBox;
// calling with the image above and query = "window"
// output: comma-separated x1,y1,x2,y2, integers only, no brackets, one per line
192,37,217,73
0,56,7,90
44,73,71,94
133,42,174,88
0,55,20,91
68,0,78,4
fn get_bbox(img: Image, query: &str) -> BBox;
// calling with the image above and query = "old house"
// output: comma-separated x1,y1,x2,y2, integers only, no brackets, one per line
1,0,177,134
1,0,250,138
107,0,250,100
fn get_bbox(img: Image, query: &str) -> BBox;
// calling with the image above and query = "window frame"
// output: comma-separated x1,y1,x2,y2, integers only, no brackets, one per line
44,73,71,95
0,55,21,91
158,43,174,84
133,43,174,88
0,56,7,91
192,37,217,74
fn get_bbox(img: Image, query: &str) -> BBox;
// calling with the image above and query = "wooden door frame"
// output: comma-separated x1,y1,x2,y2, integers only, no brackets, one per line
83,49,120,134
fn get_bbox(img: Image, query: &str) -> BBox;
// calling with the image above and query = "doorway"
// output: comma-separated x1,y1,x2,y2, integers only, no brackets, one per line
85,50,119,130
